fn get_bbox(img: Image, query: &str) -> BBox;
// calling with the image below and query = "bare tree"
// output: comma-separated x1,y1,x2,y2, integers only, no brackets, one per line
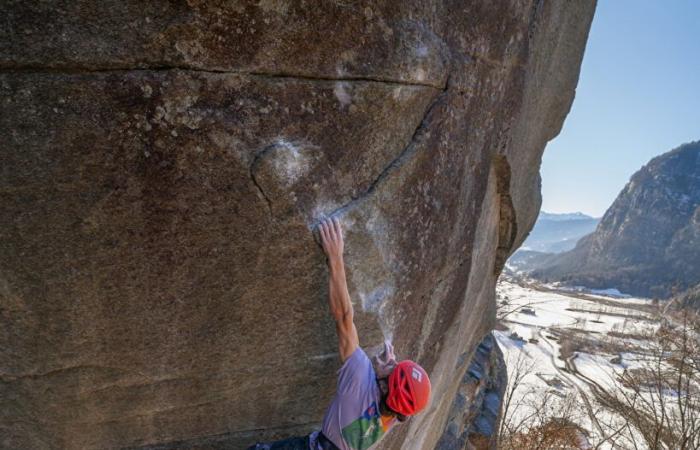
596,310,700,450
498,349,590,449
499,349,537,440
500,385,585,450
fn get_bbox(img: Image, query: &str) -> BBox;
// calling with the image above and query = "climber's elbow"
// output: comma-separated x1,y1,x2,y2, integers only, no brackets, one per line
331,304,353,325
336,312,359,362
341,307,354,327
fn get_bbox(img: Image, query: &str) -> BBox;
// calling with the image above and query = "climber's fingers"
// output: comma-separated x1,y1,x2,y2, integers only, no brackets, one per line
318,217,343,253
319,220,329,245
332,217,343,242
330,217,340,242
318,217,344,261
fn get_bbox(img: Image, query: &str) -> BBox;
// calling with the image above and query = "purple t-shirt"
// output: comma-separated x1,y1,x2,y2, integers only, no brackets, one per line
311,347,396,450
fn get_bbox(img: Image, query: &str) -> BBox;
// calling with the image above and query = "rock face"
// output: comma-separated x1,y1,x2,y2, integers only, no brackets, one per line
435,334,506,450
531,142,700,299
0,2,595,449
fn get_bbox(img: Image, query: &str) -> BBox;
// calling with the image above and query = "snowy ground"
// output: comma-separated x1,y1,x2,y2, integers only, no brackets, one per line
495,276,662,449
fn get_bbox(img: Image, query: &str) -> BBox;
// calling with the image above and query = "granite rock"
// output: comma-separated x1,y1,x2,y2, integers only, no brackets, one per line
0,1,594,449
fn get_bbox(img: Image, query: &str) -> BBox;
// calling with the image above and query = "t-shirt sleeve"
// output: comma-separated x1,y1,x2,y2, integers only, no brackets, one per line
336,347,373,394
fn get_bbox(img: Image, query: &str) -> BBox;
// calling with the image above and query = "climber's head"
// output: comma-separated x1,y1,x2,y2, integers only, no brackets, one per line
384,360,431,418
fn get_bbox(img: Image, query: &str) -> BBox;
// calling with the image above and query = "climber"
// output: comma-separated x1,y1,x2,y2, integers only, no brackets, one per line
247,217,431,450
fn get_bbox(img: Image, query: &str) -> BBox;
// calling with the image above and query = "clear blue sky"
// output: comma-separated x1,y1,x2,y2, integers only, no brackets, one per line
541,0,700,217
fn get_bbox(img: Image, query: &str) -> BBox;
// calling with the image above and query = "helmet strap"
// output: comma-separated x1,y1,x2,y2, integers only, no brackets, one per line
376,376,389,396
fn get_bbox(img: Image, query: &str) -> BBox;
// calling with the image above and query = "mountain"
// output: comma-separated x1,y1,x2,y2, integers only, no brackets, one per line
539,211,594,222
530,141,700,299
519,211,599,253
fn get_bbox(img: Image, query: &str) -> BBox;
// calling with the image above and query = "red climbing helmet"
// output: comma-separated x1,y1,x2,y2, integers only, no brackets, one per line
386,360,431,416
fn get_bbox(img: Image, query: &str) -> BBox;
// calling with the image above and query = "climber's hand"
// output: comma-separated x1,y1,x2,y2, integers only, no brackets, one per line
319,217,344,264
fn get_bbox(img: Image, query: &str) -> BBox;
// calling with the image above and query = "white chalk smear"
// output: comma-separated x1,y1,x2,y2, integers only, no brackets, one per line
333,82,352,107
309,352,339,361
268,138,318,187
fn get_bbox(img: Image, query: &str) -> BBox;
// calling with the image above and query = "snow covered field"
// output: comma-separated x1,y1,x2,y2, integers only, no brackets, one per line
495,277,664,449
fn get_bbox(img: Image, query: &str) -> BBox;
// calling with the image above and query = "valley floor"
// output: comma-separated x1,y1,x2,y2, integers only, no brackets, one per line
495,276,673,449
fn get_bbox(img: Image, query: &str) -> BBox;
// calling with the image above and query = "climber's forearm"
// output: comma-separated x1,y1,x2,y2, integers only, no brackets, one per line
329,257,358,361
328,256,353,322
318,217,358,361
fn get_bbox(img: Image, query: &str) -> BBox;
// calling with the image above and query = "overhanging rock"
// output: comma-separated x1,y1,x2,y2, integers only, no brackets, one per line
0,2,595,449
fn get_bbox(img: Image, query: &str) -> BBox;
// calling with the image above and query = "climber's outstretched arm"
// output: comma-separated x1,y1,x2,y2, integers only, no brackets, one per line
319,217,359,362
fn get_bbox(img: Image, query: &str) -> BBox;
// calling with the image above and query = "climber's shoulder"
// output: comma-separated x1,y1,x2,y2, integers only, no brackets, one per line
336,346,375,393
336,316,359,362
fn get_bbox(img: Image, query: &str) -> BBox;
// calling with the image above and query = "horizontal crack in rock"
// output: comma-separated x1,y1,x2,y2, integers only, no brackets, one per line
0,64,444,89
248,70,444,89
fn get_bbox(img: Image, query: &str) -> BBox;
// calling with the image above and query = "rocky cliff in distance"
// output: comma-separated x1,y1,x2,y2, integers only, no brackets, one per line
519,212,600,253
0,2,595,449
531,142,700,299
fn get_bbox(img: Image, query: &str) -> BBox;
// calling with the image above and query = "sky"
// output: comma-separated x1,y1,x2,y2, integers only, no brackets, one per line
540,0,700,217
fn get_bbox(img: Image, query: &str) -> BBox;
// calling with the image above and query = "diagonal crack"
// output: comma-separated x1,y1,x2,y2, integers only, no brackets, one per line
247,78,447,225
0,64,444,89
311,77,450,228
